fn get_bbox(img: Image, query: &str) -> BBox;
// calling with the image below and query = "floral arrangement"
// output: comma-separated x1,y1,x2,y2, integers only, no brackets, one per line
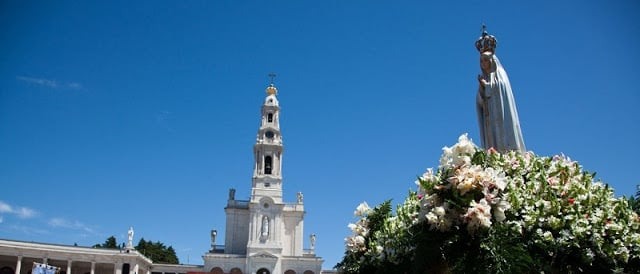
337,134,640,273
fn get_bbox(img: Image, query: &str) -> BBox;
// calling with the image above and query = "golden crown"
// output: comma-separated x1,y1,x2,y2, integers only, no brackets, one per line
475,25,497,53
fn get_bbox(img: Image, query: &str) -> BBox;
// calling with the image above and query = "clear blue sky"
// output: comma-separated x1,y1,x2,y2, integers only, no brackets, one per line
1,0,638,269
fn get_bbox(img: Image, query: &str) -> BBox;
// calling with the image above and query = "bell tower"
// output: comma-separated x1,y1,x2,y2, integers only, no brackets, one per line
205,76,323,274
246,77,287,272
251,79,284,204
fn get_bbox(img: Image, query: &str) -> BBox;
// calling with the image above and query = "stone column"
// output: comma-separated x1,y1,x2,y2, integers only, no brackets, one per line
15,256,22,274
43,258,48,265
273,152,278,176
274,215,281,243
273,152,281,176
66,260,72,274
133,264,139,274
90,262,95,274
113,262,122,274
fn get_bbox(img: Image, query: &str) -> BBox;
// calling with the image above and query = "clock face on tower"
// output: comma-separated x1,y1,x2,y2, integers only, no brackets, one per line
265,131,274,139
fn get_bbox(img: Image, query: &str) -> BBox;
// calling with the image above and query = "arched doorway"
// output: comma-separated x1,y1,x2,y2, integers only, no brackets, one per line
210,267,223,274
256,268,270,274
0,267,14,274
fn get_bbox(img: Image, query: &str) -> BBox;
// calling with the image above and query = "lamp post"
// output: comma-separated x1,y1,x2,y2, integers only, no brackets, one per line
210,230,217,252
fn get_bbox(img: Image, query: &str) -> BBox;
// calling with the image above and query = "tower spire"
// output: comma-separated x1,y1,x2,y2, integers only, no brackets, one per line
253,74,283,202
265,73,278,96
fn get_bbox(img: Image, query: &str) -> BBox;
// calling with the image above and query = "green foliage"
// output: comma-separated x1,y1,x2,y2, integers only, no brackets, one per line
367,200,392,237
468,223,533,274
93,236,118,249
337,194,426,274
335,201,391,274
136,238,179,264
629,185,640,215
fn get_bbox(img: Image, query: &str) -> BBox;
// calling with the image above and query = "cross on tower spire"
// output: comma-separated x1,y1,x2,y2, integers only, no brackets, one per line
268,73,276,86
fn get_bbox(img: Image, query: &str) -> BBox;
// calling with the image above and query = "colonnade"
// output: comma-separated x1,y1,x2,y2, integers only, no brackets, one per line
0,239,154,274
6,255,148,274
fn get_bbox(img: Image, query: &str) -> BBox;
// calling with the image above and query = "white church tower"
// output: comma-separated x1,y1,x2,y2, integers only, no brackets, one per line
203,79,323,274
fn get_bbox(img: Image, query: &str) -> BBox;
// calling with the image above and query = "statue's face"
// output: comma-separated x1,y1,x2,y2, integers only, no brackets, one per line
480,55,492,73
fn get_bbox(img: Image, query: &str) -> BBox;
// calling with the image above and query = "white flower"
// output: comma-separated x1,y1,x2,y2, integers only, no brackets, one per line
425,212,438,224
508,220,523,234
548,215,562,230
485,167,507,191
439,135,477,169
439,146,454,168
450,165,484,195
347,219,369,237
585,249,595,260
376,245,384,254
542,231,554,241
493,199,510,222
418,168,437,184
453,133,476,156
345,235,367,252
452,155,471,167
354,235,364,245
355,202,371,217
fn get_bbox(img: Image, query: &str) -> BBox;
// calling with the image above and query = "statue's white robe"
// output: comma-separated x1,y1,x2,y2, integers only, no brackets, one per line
476,54,526,153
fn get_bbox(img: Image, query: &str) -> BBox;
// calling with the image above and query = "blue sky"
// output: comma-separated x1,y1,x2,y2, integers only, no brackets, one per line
1,0,638,270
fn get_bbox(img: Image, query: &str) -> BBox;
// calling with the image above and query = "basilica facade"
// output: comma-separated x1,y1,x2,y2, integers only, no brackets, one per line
0,83,327,274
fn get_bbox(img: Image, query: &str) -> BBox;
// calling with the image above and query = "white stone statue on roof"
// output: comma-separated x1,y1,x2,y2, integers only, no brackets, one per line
127,226,134,248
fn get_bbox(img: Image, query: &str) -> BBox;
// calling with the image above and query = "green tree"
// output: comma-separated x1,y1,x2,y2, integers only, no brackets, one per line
135,238,179,264
93,236,118,249
629,185,640,214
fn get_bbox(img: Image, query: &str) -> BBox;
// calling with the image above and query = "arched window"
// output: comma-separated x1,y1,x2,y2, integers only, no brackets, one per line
284,270,296,274
256,268,270,274
265,131,274,139
267,113,273,123
210,267,223,274
229,268,243,274
303,271,314,274
264,156,272,174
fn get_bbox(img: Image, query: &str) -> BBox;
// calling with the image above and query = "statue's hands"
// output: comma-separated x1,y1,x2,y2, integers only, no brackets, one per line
477,74,487,87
